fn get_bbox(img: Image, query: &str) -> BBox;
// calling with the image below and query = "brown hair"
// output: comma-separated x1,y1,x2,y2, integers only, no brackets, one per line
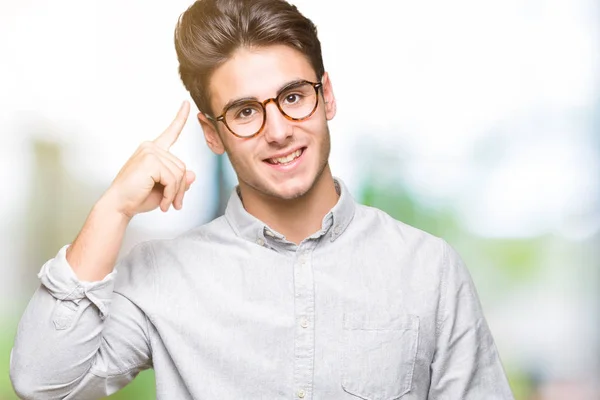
174,0,325,115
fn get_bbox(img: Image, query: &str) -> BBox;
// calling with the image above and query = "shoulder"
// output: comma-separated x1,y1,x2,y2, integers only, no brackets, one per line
156,215,230,247
353,203,446,254
349,203,468,286
142,215,234,264
115,216,230,285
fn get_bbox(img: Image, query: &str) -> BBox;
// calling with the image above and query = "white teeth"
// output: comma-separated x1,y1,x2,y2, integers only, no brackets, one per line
270,149,302,165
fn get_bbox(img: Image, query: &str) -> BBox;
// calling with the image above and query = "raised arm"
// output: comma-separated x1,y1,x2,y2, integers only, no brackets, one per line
10,102,195,399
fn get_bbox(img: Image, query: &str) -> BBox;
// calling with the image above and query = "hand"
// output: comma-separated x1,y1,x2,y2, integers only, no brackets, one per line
101,101,196,219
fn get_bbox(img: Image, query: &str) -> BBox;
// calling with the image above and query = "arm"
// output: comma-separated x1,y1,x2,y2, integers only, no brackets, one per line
67,100,194,283
427,241,514,399
10,102,194,399
10,243,154,399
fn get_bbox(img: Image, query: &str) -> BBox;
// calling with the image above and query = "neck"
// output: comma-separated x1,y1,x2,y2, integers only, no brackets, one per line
239,166,339,245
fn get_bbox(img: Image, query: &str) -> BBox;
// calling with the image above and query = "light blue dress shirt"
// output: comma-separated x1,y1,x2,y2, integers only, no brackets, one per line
10,179,514,399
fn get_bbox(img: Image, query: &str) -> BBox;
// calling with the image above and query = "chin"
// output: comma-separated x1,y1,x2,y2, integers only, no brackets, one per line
265,159,329,201
267,178,312,200
238,154,329,202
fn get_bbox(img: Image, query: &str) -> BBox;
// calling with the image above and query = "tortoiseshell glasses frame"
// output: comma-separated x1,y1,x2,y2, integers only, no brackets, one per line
204,80,323,139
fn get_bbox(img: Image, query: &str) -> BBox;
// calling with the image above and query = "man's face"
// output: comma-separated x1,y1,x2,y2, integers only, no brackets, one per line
199,44,336,201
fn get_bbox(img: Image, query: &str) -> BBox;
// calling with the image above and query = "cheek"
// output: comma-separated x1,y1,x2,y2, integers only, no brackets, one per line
226,140,260,167
304,118,328,143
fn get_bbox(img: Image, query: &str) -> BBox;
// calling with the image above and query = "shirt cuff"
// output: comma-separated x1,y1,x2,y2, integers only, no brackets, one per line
38,244,117,320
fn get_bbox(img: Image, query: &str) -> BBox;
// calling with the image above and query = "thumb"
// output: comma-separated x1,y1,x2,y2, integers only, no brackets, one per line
185,170,196,189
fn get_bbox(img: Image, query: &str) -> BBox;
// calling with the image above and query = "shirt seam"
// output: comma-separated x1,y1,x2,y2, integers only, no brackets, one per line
59,284,84,302
435,239,450,338
146,242,158,358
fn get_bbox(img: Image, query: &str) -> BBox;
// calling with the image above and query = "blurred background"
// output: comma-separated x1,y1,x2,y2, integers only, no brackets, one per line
1,0,598,398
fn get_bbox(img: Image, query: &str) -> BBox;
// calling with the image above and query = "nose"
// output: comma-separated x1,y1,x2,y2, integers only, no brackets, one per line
262,99,292,145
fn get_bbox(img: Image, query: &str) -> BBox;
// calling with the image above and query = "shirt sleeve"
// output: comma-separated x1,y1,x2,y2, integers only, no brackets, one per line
10,243,154,400
427,241,515,399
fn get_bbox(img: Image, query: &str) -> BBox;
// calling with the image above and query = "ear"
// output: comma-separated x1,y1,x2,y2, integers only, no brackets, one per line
197,112,226,155
321,72,337,121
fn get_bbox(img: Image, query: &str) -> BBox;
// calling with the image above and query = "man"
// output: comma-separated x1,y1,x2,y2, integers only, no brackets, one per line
10,0,514,398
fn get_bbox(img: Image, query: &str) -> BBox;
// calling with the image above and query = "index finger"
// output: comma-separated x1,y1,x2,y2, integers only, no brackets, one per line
154,101,190,150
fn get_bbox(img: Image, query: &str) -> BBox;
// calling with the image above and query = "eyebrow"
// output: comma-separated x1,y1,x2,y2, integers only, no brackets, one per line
219,79,309,114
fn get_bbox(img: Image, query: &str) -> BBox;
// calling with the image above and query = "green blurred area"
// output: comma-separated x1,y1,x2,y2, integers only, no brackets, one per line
102,371,156,400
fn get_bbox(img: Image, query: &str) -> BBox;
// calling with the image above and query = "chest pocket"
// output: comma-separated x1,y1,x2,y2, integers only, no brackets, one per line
341,312,419,400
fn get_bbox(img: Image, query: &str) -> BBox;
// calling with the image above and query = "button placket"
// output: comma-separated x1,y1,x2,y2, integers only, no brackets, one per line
299,254,308,267
293,242,316,399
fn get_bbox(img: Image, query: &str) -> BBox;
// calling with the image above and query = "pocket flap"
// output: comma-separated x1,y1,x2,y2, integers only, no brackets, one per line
343,311,419,331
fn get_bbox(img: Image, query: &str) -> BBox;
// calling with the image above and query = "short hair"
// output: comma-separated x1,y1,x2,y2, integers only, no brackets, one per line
174,0,325,115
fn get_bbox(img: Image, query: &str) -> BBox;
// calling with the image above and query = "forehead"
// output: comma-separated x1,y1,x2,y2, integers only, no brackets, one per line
208,45,317,112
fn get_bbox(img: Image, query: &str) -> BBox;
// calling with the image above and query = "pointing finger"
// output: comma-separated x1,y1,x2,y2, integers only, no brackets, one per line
154,101,190,150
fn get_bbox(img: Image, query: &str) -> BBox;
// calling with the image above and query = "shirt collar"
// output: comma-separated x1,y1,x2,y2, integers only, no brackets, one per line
224,177,356,246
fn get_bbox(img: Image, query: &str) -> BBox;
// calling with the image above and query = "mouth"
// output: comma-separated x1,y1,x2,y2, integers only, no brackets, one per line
264,147,306,166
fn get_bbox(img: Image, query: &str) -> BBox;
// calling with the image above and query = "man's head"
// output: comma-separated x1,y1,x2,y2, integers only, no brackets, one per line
175,0,325,116
174,0,336,201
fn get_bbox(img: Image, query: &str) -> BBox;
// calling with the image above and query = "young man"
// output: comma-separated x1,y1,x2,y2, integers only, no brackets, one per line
10,0,514,399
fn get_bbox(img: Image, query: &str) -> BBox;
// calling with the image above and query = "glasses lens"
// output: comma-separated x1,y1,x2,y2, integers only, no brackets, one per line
278,82,318,120
225,102,265,137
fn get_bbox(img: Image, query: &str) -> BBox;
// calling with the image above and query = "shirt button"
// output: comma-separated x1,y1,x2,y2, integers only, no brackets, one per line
256,238,265,246
297,389,306,398
333,225,341,234
265,230,274,237
300,317,309,328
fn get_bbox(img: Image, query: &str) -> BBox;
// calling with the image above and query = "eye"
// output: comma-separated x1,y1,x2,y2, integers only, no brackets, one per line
280,83,313,106
284,93,302,104
233,106,261,120
238,108,256,118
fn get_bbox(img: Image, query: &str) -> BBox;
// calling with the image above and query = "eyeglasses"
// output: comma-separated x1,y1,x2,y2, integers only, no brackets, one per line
205,80,322,139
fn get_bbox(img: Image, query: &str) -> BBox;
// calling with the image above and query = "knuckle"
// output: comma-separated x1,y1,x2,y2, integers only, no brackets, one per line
170,158,185,173
142,152,158,165
139,140,154,151
165,169,176,182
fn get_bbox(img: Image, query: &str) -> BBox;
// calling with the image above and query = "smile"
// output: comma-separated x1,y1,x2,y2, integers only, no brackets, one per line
265,148,305,165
